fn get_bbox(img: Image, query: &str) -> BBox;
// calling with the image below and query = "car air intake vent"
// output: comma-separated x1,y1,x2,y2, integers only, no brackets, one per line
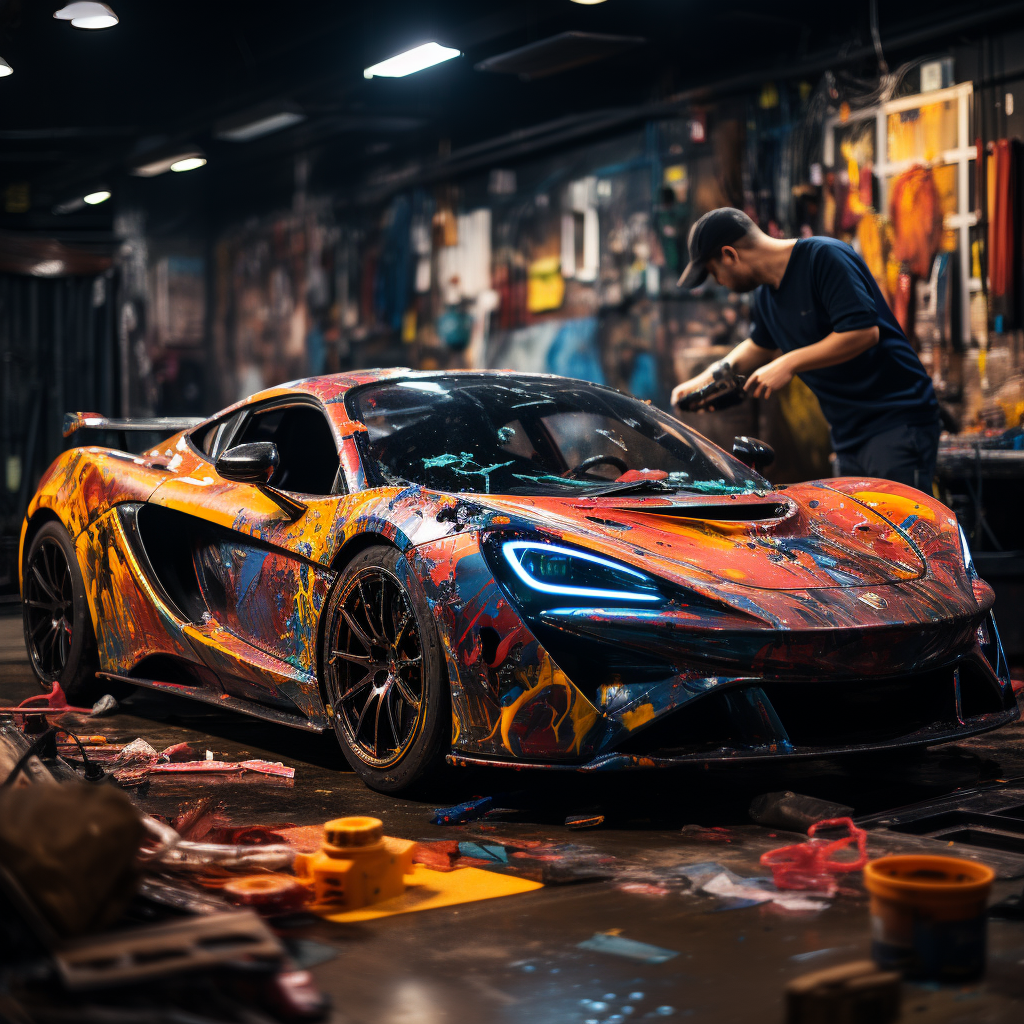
475,32,645,80
617,502,789,522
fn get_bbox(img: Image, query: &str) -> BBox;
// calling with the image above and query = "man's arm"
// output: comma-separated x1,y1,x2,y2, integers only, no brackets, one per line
743,326,879,400
670,339,778,409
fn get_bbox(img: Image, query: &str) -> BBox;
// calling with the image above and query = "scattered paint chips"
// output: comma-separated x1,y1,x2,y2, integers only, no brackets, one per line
148,759,295,779
457,841,508,863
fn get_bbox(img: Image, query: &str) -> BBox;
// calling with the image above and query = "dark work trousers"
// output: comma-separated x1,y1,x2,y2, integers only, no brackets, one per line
835,420,942,492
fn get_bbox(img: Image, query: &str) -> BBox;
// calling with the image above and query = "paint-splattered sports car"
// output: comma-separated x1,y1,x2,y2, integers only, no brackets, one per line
21,369,1017,791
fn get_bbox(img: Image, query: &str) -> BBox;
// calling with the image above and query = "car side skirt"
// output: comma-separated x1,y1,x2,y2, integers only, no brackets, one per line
96,671,326,733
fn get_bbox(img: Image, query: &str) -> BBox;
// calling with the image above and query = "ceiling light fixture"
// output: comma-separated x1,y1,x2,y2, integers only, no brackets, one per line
31,260,65,277
130,148,206,177
569,0,609,4
363,41,460,79
0,57,12,77
83,190,110,204
53,2,118,29
214,101,306,142
170,156,206,173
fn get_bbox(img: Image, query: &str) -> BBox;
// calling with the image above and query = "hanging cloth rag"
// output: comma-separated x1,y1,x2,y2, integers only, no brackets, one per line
988,139,1018,327
889,165,943,278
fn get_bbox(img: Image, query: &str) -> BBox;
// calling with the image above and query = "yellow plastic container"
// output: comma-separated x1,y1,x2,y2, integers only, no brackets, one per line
863,855,994,981
293,816,416,911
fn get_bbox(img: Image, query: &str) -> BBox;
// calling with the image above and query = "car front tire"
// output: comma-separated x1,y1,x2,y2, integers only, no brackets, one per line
321,544,450,793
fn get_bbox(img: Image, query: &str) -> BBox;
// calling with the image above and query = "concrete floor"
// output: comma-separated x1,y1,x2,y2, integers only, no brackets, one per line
3,609,1024,1023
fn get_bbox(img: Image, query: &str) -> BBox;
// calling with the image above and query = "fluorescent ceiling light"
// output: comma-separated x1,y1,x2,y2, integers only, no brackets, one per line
130,148,205,177
214,103,306,142
53,2,118,29
0,57,12,77
31,260,65,277
83,190,110,204
170,156,206,172
363,41,460,79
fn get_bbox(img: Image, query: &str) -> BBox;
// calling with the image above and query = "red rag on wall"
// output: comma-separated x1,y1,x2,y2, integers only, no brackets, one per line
990,141,1011,299
989,139,1019,327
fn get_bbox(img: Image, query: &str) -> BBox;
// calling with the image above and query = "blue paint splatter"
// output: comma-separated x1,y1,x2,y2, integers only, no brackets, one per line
236,549,268,605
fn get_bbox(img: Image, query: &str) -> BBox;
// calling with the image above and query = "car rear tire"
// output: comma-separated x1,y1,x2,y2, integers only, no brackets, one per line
321,545,450,793
22,521,100,703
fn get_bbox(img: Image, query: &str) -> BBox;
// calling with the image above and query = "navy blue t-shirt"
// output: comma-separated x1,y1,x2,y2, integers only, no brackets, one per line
750,236,938,453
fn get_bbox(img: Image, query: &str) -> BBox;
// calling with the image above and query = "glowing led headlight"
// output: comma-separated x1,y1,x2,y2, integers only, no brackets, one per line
958,524,975,574
501,541,662,602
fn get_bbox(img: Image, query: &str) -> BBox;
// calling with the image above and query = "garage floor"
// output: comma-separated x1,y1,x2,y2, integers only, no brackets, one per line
3,611,1024,1023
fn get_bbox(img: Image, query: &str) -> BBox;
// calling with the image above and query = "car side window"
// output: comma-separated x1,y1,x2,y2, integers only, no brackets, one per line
194,412,239,460
231,404,340,495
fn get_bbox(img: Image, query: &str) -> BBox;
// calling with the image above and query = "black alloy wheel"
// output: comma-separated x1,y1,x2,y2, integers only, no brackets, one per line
329,567,424,765
322,545,448,792
24,537,75,678
22,520,99,699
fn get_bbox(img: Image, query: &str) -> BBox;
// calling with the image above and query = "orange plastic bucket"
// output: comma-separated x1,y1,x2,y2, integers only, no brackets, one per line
863,855,994,981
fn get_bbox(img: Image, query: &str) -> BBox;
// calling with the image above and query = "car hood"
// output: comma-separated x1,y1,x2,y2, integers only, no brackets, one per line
474,485,927,591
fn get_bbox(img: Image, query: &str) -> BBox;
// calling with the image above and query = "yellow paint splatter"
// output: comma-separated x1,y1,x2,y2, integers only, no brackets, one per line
621,703,656,730
483,651,599,755
853,491,936,522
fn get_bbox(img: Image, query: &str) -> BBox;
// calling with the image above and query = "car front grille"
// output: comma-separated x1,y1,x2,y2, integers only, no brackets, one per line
617,655,1011,757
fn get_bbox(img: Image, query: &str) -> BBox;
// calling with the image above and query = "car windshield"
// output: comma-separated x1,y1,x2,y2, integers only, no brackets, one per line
347,376,763,497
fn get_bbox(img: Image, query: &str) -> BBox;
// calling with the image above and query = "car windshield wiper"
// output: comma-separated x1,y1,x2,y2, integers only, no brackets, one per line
584,479,678,497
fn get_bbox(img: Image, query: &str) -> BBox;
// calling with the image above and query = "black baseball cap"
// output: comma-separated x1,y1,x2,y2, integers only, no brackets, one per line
677,208,756,289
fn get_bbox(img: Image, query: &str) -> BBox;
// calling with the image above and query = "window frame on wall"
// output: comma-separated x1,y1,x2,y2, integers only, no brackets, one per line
823,81,977,347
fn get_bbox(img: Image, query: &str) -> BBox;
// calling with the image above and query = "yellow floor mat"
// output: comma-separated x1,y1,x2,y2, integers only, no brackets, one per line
317,864,543,922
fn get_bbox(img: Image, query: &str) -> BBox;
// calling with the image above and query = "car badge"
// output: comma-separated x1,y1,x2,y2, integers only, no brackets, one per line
858,592,887,610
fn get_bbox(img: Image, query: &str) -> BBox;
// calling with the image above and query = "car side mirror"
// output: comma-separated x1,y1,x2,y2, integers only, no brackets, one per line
215,442,307,520
216,442,278,483
732,435,775,473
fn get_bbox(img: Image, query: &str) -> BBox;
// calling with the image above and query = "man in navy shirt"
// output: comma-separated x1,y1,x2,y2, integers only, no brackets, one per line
670,208,941,490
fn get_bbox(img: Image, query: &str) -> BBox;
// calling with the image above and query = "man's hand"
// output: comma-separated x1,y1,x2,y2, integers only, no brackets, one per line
670,339,780,413
671,371,713,410
743,354,794,400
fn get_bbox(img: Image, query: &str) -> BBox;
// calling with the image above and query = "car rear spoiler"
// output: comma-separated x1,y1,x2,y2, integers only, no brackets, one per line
62,411,204,439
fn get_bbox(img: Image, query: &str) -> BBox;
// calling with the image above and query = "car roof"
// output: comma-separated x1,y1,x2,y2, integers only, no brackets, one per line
209,368,601,427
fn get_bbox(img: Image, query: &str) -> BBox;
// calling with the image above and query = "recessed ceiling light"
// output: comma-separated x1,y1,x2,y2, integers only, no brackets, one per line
83,190,110,204
53,2,118,29
170,156,206,173
0,57,12,77
363,41,460,79
570,0,609,4
214,102,306,142
130,148,206,176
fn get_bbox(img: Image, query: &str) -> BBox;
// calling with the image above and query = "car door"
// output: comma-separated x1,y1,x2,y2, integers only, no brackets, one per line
144,397,346,715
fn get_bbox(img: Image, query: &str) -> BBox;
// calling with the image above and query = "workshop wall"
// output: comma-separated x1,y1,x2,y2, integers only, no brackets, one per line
0,272,118,593
192,99,832,473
